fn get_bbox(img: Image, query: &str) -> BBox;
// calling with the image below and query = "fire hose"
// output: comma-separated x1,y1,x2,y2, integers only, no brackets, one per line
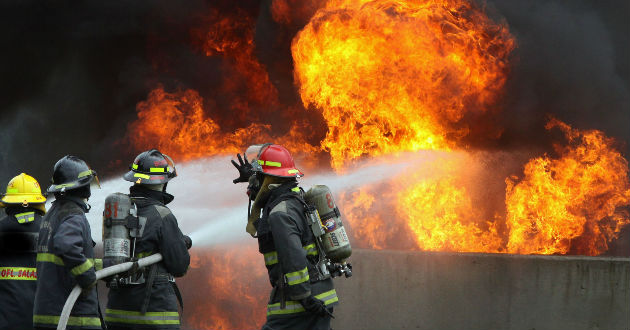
57,253,163,330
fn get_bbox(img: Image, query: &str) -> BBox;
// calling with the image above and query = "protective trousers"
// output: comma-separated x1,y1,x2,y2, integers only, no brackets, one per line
261,307,333,330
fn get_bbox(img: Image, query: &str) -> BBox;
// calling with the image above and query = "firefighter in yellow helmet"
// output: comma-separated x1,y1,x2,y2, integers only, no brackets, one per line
0,173,46,330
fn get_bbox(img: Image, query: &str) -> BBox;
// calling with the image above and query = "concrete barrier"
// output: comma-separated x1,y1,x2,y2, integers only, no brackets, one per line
332,249,629,330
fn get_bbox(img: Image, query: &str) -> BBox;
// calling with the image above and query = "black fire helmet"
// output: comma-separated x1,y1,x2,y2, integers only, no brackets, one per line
47,155,99,193
123,149,177,185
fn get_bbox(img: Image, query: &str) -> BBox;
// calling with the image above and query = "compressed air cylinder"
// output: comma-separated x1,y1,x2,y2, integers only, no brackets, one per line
102,193,133,265
304,185,352,262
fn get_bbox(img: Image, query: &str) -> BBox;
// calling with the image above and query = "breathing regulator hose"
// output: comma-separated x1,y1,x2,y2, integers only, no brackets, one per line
57,253,164,330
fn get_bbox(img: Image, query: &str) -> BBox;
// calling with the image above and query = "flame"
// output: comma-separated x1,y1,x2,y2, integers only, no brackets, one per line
122,2,630,329
292,0,515,169
338,187,416,250
129,4,323,162
291,0,514,254
505,119,630,255
193,7,279,118
182,246,268,330
399,175,504,252
127,86,319,162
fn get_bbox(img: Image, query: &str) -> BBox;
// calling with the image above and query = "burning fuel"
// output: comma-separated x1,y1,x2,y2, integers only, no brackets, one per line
292,0,515,169
505,119,630,255
124,0,629,258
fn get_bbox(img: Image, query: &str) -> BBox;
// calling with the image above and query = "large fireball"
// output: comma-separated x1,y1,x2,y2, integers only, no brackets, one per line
292,0,515,169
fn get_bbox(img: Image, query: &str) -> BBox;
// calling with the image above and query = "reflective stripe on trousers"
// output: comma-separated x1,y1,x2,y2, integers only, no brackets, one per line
34,314,101,327
0,266,37,280
267,289,338,316
105,309,180,325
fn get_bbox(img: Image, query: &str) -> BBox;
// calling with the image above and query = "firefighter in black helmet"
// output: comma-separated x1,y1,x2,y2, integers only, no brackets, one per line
105,149,191,330
33,155,102,330
232,144,338,330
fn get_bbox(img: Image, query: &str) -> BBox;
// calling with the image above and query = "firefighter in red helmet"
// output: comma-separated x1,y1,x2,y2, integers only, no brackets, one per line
232,144,338,330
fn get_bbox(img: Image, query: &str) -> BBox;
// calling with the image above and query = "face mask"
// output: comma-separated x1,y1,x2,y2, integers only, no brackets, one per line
246,173,261,201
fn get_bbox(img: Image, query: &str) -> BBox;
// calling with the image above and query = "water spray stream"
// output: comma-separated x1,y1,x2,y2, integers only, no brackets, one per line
74,151,454,248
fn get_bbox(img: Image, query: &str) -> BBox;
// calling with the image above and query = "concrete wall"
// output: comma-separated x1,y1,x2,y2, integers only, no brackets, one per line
332,249,630,330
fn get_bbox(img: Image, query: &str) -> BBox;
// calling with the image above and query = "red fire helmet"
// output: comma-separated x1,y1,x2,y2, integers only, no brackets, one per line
247,144,304,178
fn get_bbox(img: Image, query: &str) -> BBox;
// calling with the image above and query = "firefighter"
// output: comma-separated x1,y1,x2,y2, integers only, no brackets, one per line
105,149,191,330
33,156,102,330
232,144,338,330
0,173,47,330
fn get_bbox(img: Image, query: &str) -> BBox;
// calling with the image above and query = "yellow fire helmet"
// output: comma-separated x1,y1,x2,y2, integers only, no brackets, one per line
1,173,47,213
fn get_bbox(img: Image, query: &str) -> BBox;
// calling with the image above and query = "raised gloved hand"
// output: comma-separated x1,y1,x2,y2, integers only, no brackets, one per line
299,295,334,318
231,153,253,184
183,235,193,249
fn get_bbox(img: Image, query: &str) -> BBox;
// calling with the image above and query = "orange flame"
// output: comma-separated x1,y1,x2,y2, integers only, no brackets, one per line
292,0,515,169
506,119,630,255
399,175,504,252
182,246,268,330
123,2,630,329
127,86,319,162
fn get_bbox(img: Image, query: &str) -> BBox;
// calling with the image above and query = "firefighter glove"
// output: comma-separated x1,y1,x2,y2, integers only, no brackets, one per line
80,280,97,298
231,153,253,184
128,258,140,276
299,296,334,318
184,235,193,249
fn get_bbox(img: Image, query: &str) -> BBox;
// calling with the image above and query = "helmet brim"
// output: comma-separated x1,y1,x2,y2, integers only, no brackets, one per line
47,169,98,193
46,180,90,193
261,167,304,178
1,194,46,204
123,170,172,184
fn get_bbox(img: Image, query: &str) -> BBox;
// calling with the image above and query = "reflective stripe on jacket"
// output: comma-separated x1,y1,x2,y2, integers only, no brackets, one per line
33,197,100,329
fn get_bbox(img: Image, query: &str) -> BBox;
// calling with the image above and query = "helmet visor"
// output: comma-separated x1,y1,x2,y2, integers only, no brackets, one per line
78,169,101,189
163,154,177,178
91,174,101,189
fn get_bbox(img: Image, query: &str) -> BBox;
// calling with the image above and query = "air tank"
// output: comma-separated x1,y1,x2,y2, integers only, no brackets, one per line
102,193,134,265
304,185,352,262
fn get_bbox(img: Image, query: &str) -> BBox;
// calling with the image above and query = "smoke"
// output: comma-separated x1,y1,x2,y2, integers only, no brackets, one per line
484,0,630,152
0,0,269,185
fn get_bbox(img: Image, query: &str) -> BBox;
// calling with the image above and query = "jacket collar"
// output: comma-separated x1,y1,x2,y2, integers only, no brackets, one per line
265,181,299,208
129,185,174,206
4,206,44,216
55,195,90,213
